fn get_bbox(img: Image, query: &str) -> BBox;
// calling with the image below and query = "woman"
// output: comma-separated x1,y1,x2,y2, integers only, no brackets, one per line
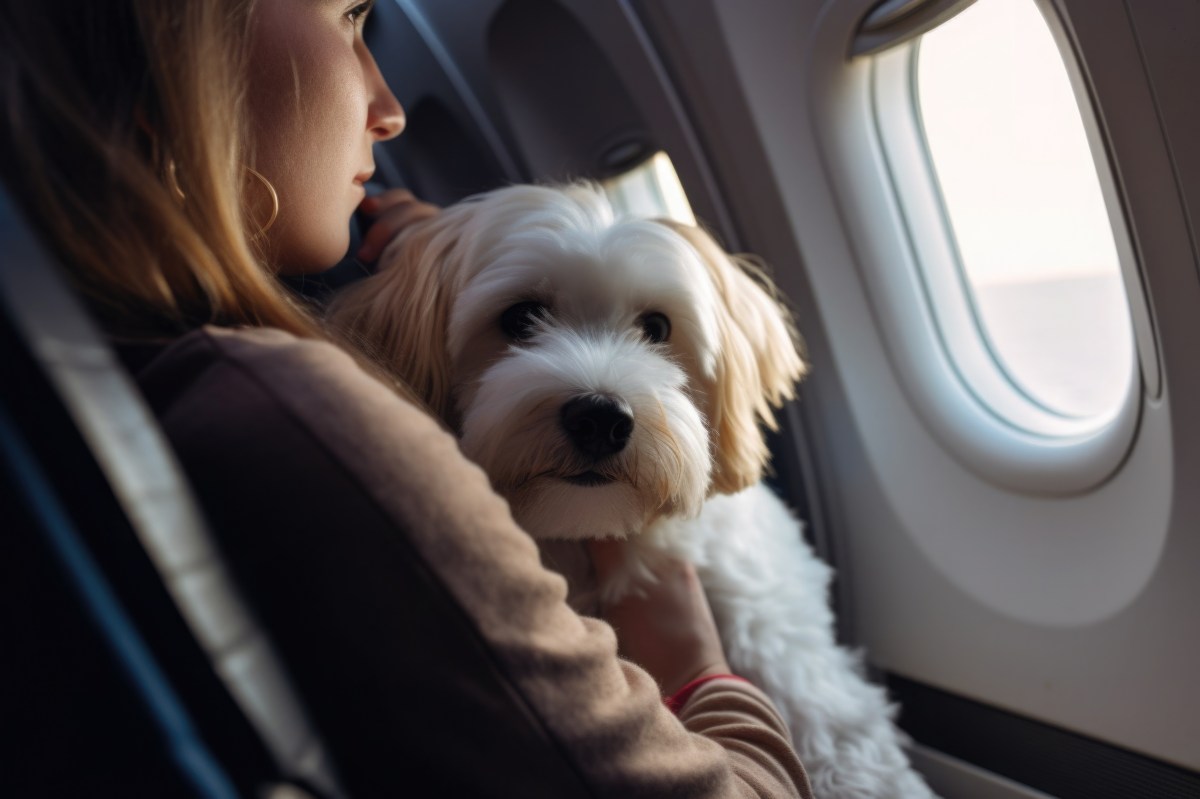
0,1,811,796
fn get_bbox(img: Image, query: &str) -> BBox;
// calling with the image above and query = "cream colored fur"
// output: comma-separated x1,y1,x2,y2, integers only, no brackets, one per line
328,183,937,799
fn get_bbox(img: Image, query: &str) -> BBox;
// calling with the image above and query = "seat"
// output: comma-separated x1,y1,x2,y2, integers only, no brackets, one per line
0,186,345,799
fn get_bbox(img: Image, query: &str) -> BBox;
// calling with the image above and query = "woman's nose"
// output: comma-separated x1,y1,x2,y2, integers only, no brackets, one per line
365,52,405,141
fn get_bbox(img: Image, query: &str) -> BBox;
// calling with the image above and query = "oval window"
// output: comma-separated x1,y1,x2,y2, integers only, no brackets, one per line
916,0,1134,419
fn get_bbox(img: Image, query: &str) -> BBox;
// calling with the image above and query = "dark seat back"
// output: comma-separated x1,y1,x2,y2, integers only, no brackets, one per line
0,187,345,799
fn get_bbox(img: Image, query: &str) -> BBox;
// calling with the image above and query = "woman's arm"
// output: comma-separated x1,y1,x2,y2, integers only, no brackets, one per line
134,325,811,798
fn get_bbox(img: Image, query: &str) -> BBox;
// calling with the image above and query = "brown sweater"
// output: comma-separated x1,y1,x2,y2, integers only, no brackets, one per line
128,325,812,798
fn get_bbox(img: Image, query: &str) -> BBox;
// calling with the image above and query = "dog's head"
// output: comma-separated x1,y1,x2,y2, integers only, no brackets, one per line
329,183,806,539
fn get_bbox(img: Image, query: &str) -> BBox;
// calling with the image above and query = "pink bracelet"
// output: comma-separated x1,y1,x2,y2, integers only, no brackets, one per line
664,673,751,715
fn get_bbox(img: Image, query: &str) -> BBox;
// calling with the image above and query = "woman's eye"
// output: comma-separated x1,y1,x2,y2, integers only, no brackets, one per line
639,312,671,344
500,302,548,341
347,1,374,26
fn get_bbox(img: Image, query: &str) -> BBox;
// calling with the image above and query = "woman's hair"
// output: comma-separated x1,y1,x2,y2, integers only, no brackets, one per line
0,0,322,339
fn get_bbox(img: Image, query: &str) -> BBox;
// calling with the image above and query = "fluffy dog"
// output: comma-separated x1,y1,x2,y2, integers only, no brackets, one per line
329,183,936,799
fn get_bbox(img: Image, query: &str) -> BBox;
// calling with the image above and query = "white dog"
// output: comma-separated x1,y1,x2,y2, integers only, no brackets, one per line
329,183,937,799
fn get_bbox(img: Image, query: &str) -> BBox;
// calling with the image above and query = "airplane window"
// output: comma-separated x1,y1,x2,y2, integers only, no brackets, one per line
914,0,1134,420
601,151,697,224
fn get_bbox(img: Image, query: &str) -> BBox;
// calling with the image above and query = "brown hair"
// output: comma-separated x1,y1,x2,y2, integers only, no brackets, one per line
0,0,322,339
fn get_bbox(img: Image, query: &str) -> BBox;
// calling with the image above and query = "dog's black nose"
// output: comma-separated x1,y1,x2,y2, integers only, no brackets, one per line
561,395,634,458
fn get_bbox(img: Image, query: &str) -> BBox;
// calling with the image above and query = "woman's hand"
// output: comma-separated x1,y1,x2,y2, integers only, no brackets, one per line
587,539,732,696
356,188,441,263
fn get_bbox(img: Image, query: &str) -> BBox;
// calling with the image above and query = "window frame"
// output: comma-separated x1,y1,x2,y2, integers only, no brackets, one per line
649,0,1189,772
860,0,1154,494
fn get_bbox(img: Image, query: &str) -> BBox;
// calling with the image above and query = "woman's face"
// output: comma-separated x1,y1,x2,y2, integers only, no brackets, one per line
247,0,404,274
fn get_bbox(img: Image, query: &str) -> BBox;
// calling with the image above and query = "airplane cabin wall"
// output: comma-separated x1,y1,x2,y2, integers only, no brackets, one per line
364,1,1200,794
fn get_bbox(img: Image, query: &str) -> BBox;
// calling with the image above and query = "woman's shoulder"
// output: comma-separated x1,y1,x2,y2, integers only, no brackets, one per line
134,324,382,409
130,324,476,518
131,323,536,567
134,324,434,439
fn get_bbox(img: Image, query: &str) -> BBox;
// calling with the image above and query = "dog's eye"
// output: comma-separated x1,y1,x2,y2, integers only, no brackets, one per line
500,301,547,341
639,312,671,344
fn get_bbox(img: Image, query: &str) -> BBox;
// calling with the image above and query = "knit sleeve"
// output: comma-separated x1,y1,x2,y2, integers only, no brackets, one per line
678,678,812,798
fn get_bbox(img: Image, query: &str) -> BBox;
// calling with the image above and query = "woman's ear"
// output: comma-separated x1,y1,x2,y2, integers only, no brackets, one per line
662,221,808,495
326,211,464,424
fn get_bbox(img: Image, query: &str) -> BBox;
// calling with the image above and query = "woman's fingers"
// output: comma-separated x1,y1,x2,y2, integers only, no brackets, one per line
359,187,411,214
586,537,627,581
356,189,441,262
357,202,439,261
585,539,731,695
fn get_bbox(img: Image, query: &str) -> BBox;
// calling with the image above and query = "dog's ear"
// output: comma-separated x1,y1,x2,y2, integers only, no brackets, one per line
663,221,808,495
326,211,466,424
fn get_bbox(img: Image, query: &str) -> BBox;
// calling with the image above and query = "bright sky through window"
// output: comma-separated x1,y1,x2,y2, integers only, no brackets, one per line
602,152,697,226
917,0,1134,418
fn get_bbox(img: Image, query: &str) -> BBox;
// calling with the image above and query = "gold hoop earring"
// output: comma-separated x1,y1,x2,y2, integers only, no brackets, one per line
165,158,186,201
245,166,279,233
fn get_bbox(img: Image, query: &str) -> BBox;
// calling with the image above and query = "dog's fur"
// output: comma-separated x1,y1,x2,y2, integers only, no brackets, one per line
328,183,937,799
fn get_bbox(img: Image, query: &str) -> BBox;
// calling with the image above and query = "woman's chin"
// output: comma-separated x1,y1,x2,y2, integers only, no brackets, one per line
270,228,353,276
